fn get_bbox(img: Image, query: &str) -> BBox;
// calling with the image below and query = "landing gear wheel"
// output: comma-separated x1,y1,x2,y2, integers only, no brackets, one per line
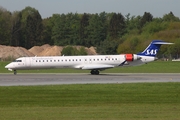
90,70,99,75
90,70,94,75
95,70,99,75
14,70,17,75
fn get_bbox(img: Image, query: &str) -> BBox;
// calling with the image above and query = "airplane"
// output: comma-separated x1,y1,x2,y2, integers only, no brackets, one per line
5,40,173,75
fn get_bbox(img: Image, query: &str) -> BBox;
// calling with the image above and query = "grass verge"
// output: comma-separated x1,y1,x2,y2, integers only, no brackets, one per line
0,83,180,119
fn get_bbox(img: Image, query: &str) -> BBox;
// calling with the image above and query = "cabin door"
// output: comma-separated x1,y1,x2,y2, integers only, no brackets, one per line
25,58,31,67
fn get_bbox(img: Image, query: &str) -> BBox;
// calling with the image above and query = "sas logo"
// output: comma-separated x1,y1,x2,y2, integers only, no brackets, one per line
146,49,158,55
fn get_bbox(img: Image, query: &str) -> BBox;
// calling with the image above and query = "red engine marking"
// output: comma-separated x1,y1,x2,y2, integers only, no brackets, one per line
125,54,133,61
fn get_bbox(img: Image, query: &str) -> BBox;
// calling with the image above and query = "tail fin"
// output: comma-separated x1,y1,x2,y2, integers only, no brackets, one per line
137,40,173,57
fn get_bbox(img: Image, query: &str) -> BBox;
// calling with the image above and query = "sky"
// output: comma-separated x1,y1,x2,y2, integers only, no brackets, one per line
0,0,180,18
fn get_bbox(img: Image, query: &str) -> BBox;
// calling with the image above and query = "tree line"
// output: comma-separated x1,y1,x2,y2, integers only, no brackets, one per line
0,6,180,59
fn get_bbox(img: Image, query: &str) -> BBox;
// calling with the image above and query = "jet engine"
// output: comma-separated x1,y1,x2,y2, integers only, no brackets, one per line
125,54,141,61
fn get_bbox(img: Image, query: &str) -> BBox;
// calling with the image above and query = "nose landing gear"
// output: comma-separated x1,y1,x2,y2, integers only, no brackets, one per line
14,70,17,75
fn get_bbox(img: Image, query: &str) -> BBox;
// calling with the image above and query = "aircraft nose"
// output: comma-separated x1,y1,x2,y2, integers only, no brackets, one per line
5,63,13,69
5,64,9,69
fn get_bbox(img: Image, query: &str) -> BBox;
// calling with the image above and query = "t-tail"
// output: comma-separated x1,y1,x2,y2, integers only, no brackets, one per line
137,40,173,57
123,40,173,66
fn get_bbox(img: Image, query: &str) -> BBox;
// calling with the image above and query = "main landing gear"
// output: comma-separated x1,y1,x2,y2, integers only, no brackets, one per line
90,70,99,75
14,70,17,75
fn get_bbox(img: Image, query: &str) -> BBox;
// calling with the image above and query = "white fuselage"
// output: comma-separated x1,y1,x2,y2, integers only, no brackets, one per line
5,55,127,71
5,54,156,75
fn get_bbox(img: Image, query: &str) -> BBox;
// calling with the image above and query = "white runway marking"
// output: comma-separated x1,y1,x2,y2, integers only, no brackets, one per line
0,73,180,86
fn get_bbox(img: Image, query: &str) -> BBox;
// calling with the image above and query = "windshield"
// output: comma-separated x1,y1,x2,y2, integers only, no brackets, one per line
13,60,22,62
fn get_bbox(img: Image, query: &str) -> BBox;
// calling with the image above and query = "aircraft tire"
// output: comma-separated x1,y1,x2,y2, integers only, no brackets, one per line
90,70,99,75
95,70,99,75
14,70,17,75
90,70,94,75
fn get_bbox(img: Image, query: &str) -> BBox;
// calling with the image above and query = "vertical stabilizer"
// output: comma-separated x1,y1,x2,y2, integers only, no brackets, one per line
137,40,173,57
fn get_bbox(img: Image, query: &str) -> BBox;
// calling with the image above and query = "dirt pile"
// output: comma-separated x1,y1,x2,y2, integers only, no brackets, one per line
37,46,63,56
30,45,97,56
86,46,97,55
0,45,34,60
0,44,97,60
29,44,63,56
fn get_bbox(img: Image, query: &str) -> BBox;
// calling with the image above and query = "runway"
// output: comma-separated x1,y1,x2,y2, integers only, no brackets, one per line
0,73,180,86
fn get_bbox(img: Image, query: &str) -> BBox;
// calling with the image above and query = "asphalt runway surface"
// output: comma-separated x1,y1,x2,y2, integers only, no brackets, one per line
0,73,180,86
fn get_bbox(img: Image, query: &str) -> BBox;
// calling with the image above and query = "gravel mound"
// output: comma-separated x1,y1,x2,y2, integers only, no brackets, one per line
0,45,34,61
0,44,97,61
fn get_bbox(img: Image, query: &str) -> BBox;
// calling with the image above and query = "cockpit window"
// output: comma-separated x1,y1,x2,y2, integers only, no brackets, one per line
13,60,22,62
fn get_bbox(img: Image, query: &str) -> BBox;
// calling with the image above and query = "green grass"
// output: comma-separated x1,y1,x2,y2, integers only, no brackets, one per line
1,61,180,119
0,83,180,120
1,61,180,73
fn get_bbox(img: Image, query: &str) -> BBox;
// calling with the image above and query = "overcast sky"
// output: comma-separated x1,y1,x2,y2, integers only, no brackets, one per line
0,0,180,18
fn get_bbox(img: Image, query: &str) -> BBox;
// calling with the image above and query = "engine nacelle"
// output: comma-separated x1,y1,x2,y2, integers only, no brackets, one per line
125,54,141,61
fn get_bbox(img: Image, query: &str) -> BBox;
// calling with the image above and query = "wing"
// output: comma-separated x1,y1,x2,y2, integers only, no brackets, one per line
74,64,116,70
